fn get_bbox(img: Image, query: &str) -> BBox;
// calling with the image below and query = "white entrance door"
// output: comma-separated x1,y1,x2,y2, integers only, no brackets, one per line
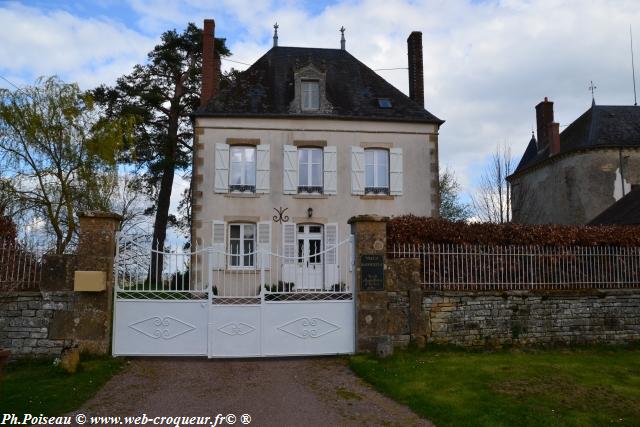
296,224,324,290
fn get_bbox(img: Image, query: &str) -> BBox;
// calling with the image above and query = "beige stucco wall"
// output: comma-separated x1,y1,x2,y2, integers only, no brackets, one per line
510,148,640,224
192,117,439,248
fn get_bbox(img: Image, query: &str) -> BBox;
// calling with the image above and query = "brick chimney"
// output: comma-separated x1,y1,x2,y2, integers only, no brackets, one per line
547,122,560,156
535,98,562,155
201,19,220,107
407,31,424,108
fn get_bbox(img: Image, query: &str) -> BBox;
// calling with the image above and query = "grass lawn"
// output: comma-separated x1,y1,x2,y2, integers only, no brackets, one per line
0,355,126,415
350,345,640,427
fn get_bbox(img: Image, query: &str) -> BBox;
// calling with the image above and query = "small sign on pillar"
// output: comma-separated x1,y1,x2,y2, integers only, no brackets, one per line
360,254,384,291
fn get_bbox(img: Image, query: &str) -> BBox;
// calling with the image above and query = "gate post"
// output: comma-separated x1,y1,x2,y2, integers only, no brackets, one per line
348,215,389,353
48,211,122,355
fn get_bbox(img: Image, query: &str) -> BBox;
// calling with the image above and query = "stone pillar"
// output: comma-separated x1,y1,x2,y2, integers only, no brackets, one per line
348,215,389,352
49,212,121,354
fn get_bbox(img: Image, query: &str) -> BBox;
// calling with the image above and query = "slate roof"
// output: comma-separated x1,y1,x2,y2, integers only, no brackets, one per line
589,190,640,225
511,105,640,176
195,46,443,124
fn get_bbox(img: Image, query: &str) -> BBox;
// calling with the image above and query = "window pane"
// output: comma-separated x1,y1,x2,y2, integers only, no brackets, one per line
366,164,375,187
244,239,254,255
311,163,322,186
230,166,242,185
309,225,321,233
231,149,243,163
244,148,255,162
230,225,240,239
298,239,304,261
378,151,389,187
302,81,319,110
311,149,322,163
243,224,254,240
299,164,308,186
365,150,374,167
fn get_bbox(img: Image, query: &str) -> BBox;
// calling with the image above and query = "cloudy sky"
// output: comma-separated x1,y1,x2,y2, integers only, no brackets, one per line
2,0,639,210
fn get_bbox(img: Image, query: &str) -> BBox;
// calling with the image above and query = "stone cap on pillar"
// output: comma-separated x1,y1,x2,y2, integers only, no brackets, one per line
348,215,389,224
79,211,124,221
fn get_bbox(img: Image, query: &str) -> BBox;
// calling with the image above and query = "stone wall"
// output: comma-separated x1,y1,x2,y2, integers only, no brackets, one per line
0,291,74,356
0,212,120,358
424,290,640,346
351,215,640,352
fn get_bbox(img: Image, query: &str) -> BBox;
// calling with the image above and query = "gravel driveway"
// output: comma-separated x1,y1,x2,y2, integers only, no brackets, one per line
71,357,431,427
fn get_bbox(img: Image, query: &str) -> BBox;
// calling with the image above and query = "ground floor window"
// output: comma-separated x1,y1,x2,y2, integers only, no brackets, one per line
229,223,255,268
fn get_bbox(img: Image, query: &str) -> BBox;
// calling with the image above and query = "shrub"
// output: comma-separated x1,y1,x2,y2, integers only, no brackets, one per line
388,215,640,247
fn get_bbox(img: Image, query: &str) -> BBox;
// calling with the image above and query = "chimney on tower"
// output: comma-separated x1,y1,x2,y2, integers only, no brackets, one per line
407,31,424,108
535,97,560,154
201,19,220,107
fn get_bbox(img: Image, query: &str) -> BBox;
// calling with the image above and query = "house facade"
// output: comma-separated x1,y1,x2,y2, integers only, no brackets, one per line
508,98,640,224
191,20,443,292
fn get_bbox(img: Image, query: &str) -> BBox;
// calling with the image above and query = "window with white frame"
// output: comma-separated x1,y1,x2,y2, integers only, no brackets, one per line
229,146,256,192
298,148,323,193
365,149,389,194
229,223,255,268
301,80,320,110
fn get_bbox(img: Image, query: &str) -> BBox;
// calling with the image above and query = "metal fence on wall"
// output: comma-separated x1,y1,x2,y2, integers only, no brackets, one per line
390,243,640,291
0,239,48,292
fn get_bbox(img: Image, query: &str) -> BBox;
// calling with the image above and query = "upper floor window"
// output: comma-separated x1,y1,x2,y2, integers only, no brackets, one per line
301,80,320,110
229,146,256,192
229,223,255,268
365,149,389,195
298,148,323,193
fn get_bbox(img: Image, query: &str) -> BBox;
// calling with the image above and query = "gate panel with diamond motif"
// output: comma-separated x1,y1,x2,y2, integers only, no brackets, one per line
113,234,355,357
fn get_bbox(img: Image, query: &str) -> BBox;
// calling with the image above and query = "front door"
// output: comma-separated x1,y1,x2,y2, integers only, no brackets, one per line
296,224,323,290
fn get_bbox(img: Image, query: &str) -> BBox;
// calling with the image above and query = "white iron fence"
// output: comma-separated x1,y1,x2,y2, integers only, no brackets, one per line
0,238,48,292
391,243,640,291
115,235,354,302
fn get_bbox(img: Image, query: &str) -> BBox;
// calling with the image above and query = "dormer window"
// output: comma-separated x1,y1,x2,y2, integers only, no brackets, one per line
302,80,320,110
289,64,333,114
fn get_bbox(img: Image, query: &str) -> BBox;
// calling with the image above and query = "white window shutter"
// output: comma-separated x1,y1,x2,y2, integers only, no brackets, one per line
390,147,403,196
351,146,365,195
212,220,226,270
256,221,271,270
323,146,337,195
324,223,339,288
281,222,297,284
256,144,270,194
283,145,298,194
214,143,229,193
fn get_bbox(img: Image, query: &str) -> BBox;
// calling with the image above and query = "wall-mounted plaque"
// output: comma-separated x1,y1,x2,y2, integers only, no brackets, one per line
361,254,384,291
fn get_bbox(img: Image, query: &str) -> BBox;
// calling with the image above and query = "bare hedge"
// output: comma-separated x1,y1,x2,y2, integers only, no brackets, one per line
388,215,640,247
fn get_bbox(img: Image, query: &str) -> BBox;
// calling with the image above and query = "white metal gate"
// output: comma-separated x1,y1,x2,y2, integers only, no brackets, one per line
112,234,355,357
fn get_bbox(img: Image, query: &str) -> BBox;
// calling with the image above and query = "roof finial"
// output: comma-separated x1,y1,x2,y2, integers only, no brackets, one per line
273,22,279,47
589,80,597,106
340,26,346,50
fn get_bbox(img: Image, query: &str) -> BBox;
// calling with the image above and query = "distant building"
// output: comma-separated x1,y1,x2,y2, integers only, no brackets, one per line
508,98,640,224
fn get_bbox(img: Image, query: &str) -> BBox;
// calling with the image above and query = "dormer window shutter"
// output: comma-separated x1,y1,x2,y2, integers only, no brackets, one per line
390,147,404,196
256,144,270,193
214,143,229,193
323,146,337,195
283,145,298,194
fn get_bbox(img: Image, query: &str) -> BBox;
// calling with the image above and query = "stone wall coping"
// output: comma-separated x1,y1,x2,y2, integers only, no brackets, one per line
78,211,123,221
348,215,389,224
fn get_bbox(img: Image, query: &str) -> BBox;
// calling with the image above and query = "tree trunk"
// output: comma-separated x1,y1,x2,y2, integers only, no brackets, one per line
149,109,179,285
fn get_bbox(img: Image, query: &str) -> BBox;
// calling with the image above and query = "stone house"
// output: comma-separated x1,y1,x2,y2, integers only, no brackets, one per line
508,98,640,224
190,19,443,289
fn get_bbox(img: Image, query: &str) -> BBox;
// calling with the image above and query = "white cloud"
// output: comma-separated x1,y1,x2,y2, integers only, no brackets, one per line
0,2,156,88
